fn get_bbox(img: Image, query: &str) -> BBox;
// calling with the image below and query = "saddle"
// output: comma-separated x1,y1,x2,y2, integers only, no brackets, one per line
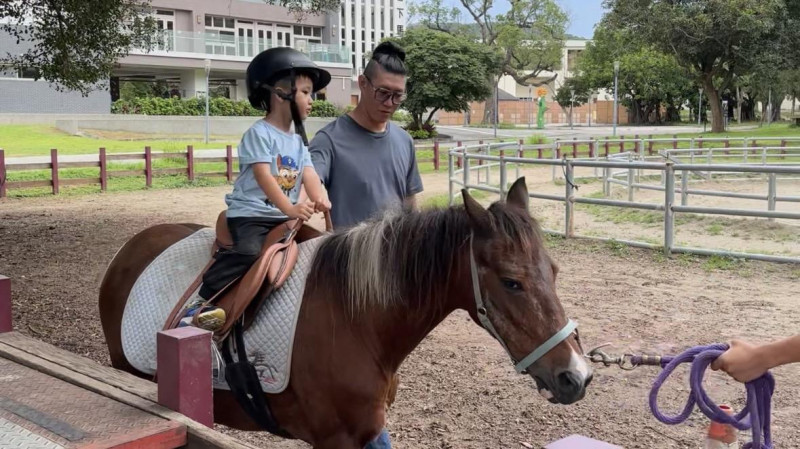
163,210,332,339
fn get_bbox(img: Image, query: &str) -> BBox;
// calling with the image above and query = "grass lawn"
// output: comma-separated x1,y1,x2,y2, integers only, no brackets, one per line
0,125,239,157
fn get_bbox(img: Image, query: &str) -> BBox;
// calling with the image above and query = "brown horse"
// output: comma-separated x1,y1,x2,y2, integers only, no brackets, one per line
98,177,592,448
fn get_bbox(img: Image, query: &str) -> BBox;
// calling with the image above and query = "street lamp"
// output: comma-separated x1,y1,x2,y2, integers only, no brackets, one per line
697,87,703,126
613,60,620,137
569,88,575,130
528,85,532,129
204,58,211,144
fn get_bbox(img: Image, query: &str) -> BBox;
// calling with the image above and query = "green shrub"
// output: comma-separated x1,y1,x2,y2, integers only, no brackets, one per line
111,97,262,116
309,100,339,117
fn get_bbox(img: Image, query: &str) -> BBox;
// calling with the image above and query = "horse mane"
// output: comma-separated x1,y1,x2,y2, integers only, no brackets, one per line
308,201,543,315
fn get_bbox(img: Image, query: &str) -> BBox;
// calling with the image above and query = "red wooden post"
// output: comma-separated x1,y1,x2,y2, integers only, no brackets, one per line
0,275,11,333
518,138,524,159
619,135,625,153
226,145,233,181
634,134,640,154
433,141,440,171
157,327,213,427
99,148,108,192
724,139,730,154
781,139,787,155
589,141,595,158
187,145,195,181
51,148,59,195
478,140,484,167
571,138,578,158
698,139,704,149
0,149,6,198
604,138,610,156
556,146,562,159
648,135,654,155
672,134,678,150
145,146,153,188
751,140,758,155
537,147,543,159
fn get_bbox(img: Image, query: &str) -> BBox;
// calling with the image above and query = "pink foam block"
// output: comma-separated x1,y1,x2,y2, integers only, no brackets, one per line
545,434,623,449
157,326,214,427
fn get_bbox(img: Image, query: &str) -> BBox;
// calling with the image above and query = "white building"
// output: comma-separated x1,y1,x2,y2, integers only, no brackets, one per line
328,0,407,74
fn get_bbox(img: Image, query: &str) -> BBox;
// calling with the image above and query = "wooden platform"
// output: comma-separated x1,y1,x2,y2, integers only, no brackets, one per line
0,332,259,449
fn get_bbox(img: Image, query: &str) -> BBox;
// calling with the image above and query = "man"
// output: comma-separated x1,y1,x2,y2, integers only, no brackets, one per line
308,40,422,449
309,41,423,229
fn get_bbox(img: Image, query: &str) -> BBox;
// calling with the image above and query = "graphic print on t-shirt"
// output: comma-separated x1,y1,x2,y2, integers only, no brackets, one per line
275,154,299,195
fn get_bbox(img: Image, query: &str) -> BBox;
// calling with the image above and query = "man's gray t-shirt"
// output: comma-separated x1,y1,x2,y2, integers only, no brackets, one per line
309,114,424,228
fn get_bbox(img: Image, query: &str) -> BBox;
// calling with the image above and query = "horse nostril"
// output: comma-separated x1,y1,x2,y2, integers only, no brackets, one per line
584,373,593,388
557,371,582,392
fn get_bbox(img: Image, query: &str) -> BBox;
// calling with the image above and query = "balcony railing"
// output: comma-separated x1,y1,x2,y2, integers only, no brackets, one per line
140,30,350,65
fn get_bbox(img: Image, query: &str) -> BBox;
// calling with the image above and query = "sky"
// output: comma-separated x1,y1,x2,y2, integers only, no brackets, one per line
419,0,606,39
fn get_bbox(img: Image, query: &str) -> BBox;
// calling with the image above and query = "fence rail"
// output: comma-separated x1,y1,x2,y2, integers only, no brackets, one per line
0,146,237,197
448,142,800,264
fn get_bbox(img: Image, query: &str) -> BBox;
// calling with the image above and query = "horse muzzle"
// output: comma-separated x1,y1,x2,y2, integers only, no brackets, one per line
532,367,593,405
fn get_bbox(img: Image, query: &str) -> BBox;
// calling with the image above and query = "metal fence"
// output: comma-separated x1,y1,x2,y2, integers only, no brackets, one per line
448,142,800,264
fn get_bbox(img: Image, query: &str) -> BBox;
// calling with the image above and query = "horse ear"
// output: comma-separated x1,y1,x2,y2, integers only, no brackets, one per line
462,188,492,234
506,177,529,211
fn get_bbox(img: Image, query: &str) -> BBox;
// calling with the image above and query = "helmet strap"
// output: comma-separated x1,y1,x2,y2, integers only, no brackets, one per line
262,69,309,146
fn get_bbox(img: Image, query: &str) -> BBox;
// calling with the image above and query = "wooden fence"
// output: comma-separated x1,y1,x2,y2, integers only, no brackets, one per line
0,146,235,198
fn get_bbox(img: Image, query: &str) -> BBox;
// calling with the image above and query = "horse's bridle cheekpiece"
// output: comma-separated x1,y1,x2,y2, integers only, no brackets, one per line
468,233,577,374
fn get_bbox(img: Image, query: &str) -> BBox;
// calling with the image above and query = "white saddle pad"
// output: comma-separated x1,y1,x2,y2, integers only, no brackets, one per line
120,227,323,394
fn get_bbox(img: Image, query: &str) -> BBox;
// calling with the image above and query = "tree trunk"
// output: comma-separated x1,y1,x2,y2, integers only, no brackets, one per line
702,76,724,132
737,86,742,124
482,77,497,125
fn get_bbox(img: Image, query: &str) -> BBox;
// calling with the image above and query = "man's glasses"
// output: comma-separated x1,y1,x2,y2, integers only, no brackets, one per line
364,75,407,105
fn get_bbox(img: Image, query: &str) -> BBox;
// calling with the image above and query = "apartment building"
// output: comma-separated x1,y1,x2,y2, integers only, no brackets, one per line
0,0,407,113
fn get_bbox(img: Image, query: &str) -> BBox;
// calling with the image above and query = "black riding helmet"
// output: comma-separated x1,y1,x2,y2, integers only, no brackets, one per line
246,47,331,145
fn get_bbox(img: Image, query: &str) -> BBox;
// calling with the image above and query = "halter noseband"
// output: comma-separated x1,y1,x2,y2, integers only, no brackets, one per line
468,233,578,374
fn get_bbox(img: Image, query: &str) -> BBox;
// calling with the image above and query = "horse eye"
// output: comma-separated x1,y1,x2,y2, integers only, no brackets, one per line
501,278,523,291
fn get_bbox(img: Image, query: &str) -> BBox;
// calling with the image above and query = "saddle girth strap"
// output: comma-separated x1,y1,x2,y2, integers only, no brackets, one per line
222,320,293,439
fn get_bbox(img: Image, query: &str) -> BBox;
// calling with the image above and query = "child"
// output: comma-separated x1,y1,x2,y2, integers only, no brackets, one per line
197,47,331,320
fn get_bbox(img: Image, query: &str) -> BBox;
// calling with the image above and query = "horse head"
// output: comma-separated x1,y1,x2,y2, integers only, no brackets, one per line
461,177,592,405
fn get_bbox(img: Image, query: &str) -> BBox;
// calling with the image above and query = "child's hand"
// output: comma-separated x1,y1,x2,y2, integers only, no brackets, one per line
288,201,315,221
314,198,332,213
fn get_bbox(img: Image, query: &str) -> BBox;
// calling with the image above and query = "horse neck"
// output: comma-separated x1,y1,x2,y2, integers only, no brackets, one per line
368,257,473,374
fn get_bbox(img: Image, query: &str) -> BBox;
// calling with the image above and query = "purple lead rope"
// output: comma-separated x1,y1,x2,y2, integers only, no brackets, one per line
640,343,775,449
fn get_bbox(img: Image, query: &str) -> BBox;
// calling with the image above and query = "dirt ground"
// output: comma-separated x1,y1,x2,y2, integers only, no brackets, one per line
1,171,799,449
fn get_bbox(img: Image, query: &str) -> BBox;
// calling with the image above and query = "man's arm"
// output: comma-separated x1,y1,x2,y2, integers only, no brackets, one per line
303,166,331,212
711,335,800,382
403,194,417,210
308,131,334,187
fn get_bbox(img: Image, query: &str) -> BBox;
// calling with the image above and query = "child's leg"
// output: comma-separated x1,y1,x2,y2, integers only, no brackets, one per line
199,217,278,299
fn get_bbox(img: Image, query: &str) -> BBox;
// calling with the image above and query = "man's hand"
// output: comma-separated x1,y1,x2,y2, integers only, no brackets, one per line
314,198,332,213
710,339,769,383
287,201,316,221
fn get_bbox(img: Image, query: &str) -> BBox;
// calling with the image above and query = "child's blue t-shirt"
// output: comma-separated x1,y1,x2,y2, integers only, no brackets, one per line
225,119,312,219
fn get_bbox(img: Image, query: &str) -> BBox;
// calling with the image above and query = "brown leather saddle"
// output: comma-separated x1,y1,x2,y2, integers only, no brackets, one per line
163,210,332,339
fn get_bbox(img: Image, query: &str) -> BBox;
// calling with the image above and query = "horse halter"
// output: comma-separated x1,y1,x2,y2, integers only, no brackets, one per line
468,234,578,374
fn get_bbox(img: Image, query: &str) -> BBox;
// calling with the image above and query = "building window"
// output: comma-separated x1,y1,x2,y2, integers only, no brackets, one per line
396,25,404,35
205,15,236,56
205,15,235,29
567,50,584,71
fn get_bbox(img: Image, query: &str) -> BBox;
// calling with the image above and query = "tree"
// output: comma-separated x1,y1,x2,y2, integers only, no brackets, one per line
575,23,692,124
392,28,502,130
554,78,590,127
411,0,567,123
0,0,340,95
604,0,786,132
